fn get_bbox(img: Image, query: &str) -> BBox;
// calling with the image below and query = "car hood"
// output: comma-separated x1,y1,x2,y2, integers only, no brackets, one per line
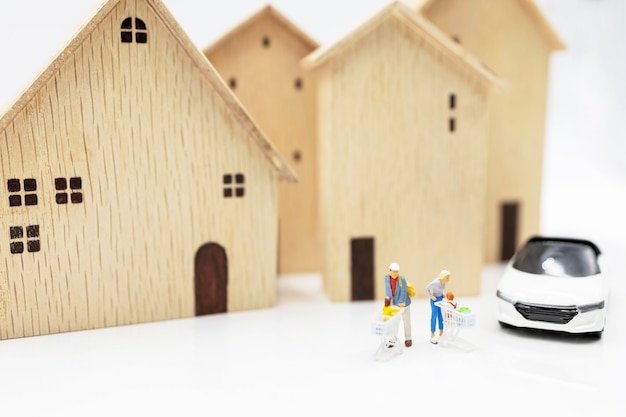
497,267,608,306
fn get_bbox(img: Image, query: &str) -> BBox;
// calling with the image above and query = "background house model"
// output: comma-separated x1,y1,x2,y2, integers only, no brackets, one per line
302,2,505,301
204,6,321,274
0,0,295,340
415,0,565,262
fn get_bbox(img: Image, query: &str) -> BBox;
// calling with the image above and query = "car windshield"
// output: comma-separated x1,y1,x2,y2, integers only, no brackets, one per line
512,240,600,277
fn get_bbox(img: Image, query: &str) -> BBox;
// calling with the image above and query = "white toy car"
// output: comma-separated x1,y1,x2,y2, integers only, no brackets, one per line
496,236,608,337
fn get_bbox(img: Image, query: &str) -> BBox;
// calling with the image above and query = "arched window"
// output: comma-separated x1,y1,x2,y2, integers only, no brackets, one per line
121,17,147,44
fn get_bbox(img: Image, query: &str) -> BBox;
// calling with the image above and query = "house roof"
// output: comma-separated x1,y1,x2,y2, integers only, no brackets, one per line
203,4,319,56
416,0,565,51
301,1,506,91
0,0,297,182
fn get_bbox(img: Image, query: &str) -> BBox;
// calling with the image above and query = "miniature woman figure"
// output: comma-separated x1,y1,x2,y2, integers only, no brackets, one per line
384,263,412,347
425,270,451,344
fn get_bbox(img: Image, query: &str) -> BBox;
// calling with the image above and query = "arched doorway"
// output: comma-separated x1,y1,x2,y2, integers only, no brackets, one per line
194,242,228,316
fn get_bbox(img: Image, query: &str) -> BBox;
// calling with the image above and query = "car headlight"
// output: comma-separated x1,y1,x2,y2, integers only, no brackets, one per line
578,301,605,313
496,289,516,304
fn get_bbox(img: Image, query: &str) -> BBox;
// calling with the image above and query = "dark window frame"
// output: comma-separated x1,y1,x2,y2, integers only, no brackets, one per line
55,176,83,205
121,17,148,44
7,178,37,207
223,173,245,198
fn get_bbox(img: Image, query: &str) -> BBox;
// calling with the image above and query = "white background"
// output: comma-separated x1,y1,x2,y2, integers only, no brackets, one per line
0,0,625,415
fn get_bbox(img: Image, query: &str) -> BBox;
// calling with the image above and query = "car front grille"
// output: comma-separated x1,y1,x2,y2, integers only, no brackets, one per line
514,302,579,324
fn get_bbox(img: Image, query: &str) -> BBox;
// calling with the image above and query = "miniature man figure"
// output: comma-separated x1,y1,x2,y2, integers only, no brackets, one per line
425,270,451,344
384,263,412,347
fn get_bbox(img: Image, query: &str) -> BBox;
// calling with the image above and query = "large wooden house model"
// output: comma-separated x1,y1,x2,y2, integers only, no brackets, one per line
415,0,565,261
0,0,295,340
302,1,505,301
204,6,320,274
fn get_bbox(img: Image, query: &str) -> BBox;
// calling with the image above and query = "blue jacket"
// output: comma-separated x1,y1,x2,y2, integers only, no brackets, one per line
384,274,412,307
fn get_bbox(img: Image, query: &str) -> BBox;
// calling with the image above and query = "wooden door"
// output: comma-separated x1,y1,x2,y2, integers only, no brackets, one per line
195,242,228,315
351,237,375,301
500,202,519,261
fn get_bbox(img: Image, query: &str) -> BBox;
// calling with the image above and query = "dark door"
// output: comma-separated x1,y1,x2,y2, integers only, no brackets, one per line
195,242,228,315
351,237,375,301
500,202,519,261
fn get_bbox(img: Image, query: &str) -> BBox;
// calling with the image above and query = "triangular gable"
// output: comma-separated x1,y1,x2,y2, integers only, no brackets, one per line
302,1,506,91
516,0,565,50
0,0,297,182
416,0,565,51
203,4,319,56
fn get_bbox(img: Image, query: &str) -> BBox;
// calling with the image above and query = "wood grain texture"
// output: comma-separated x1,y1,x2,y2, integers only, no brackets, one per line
312,12,492,302
204,7,320,274
0,0,287,340
420,0,563,261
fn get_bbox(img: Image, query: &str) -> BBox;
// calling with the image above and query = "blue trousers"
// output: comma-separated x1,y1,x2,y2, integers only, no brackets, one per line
430,296,444,333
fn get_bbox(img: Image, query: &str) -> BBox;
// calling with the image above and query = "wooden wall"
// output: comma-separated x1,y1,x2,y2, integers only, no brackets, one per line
205,12,320,274
421,0,556,262
0,0,280,339
315,18,490,301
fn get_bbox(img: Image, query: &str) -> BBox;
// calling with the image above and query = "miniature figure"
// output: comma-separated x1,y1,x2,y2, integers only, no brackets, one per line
384,262,412,347
441,292,457,310
382,296,401,321
425,269,451,344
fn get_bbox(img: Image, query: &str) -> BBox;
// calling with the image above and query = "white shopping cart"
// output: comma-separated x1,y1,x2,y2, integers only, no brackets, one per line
435,302,476,351
371,308,404,361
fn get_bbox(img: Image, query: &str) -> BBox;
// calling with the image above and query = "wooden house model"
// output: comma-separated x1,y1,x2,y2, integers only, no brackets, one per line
302,1,505,301
415,0,565,262
0,0,296,340
204,6,320,274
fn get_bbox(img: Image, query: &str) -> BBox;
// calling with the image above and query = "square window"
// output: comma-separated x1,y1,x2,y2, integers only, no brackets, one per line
26,225,39,238
10,226,23,239
9,195,21,207
27,240,41,253
10,242,24,254
23,178,37,191
223,188,233,198
136,32,147,44
235,188,245,198
56,193,68,204
24,194,38,206
24,194,37,206
7,179,20,192
223,174,232,184
235,174,245,184
121,31,133,43
70,177,82,190
55,177,67,190
71,193,83,204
